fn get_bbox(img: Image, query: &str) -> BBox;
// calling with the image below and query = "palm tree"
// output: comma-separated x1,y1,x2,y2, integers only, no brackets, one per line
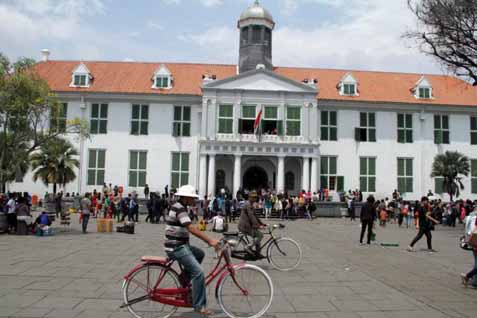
431,151,470,201
30,137,80,194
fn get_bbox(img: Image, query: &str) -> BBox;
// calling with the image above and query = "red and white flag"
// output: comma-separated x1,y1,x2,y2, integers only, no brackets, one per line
253,108,263,135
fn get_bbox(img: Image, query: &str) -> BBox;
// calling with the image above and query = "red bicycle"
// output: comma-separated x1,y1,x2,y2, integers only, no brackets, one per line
121,239,274,318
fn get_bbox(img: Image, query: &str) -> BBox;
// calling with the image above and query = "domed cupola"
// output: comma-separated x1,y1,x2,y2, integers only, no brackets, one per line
238,1,275,73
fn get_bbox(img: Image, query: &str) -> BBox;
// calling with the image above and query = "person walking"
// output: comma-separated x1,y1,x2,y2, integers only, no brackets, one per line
461,209,477,287
360,196,377,245
145,193,154,223
407,196,438,252
80,193,92,234
144,184,150,199
6,193,17,234
55,192,63,218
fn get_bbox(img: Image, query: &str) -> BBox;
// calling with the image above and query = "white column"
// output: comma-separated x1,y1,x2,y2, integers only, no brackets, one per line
198,154,207,198
310,157,318,193
207,154,216,196
302,157,310,191
277,156,285,193
233,155,242,198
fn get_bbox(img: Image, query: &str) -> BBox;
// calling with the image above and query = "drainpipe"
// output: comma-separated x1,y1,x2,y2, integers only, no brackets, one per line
78,96,86,194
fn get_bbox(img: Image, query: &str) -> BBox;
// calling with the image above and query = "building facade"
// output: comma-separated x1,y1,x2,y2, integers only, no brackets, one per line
8,1,477,201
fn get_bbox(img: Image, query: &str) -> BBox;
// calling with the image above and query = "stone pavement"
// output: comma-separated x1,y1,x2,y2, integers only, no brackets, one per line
0,215,475,318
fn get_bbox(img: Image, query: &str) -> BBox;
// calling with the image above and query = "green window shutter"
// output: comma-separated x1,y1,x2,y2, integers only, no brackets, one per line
181,153,189,172
397,129,405,143
442,115,449,129
97,150,106,169
132,105,140,119
360,177,367,192
321,111,328,125
360,112,367,127
174,106,182,121
330,111,337,125
435,178,444,194
368,129,376,142
472,160,477,177
183,107,191,121
129,171,137,187
242,105,256,118
171,173,179,189
443,131,450,144
369,158,376,175
434,115,441,129
321,127,329,140
131,121,139,135
397,177,405,193
172,123,180,137
141,105,149,120
91,103,99,118
354,128,361,141
406,130,413,143
330,127,337,141
130,151,138,170
320,157,328,174
471,132,477,145
99,120,107,134
369,177,376,192
139,152,147,170
182,123,190,136
369,113,376,127
471,117,477,130
397,159,404,176
87,170,95,186
138,172,146,187
172,153,180,171
360,158,367,175
337,176,344,192
140,121,149,135
329,157,337,174
397,114,404,128
320,176,327,188
100,104,108,118
277,121,283,135
406,178,413,193
88,150,96,169
406,114,412,128
264,106,277,119
406,159,413,176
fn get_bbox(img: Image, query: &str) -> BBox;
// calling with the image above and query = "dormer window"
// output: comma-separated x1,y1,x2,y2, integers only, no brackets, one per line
418,87,431,99
74,74,87,86
155,76,170,89
339,73,358,96
343,83,356,96
152,64,172,89
414,76,433,99
70,63,91,88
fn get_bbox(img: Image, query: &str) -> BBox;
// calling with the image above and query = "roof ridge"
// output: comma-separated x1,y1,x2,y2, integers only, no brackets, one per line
274,65,454,78
44,60,236,67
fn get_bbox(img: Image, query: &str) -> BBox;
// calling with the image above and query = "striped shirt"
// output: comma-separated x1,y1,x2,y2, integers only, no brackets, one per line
164,202,192,252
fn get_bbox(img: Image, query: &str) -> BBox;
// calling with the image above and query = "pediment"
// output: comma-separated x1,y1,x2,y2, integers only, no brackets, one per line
203,69,317,93
72,62,90,74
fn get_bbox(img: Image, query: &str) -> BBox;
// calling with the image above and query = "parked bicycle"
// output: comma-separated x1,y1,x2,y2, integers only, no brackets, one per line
121,238,274,318
225,223,302,271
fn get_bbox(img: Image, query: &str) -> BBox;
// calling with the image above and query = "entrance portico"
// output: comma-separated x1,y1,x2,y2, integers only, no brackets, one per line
198,141,319,197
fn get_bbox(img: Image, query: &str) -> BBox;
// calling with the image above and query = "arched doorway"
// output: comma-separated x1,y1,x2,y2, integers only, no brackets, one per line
243,166,268,190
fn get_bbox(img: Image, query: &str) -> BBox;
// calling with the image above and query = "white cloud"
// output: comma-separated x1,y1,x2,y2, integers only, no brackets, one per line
147,21,164,30
184,0,440,74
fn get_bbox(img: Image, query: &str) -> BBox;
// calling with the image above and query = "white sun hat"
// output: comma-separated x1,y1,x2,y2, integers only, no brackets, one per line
175,185,199,199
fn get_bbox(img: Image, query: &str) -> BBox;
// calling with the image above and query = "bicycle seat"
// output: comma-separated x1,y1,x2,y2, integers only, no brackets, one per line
223,231,239,236
141,256,169,264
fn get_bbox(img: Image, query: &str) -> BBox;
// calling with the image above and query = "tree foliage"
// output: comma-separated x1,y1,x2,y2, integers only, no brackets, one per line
0,52,88,192
30,137,80,194
407,0,477,85
431,151,470,201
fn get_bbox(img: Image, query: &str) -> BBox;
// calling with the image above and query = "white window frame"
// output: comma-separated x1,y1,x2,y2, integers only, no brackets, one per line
172,105,191,137
397,158,413,194
171,152,190,189
87,149,106,186
339,73,358,96
131,104,149,136
286,105,301,136
320,156,338,191
360,157,376,192
218,104,234,134
128,150,147,188
321,110,338,141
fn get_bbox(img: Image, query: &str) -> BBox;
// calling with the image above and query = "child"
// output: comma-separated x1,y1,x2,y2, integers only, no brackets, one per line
380,209,388,227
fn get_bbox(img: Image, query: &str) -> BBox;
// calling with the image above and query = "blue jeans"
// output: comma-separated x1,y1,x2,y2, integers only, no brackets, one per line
82,214,90,233
467,250,477,282
167,245,206,310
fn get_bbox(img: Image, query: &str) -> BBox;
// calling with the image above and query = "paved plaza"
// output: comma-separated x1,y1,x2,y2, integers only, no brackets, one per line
0,215,476,318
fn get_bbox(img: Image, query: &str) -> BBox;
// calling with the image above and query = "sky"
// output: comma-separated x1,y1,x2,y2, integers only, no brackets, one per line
0,0,444,74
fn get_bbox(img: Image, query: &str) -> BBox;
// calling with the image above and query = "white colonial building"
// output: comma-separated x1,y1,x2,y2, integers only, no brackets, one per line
9,1,477,201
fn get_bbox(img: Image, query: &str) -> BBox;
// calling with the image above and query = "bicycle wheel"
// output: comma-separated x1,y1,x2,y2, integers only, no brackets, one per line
217,264,273,318
267,237,302,271
123,264,180,318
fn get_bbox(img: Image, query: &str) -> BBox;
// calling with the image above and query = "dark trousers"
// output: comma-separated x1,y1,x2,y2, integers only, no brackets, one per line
466,250,477,281
82,214,90,233
349,208,355,221
7,213,16,233
410,227,432,249
360,220,373,244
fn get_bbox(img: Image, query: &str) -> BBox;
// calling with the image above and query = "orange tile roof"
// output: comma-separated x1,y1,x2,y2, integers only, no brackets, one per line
34,60,477,106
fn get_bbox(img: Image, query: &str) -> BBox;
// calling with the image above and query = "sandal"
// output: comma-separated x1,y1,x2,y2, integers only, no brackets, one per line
195,308,214,316
461,273,469,287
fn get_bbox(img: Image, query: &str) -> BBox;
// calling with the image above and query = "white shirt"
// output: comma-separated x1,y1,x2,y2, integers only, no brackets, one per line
7,199,16,214
211,215,224,231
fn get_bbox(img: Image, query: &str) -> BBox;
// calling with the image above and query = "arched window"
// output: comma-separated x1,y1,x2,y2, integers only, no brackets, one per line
241,27,249,44
251,25,262,43
216,170,226,192
285,171,295,191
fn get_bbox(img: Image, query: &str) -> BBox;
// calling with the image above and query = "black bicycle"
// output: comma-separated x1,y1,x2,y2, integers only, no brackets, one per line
223,224,302,271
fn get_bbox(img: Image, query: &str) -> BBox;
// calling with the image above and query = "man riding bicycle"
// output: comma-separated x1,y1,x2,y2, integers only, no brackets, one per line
164,185,219,316
238,190,267,258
